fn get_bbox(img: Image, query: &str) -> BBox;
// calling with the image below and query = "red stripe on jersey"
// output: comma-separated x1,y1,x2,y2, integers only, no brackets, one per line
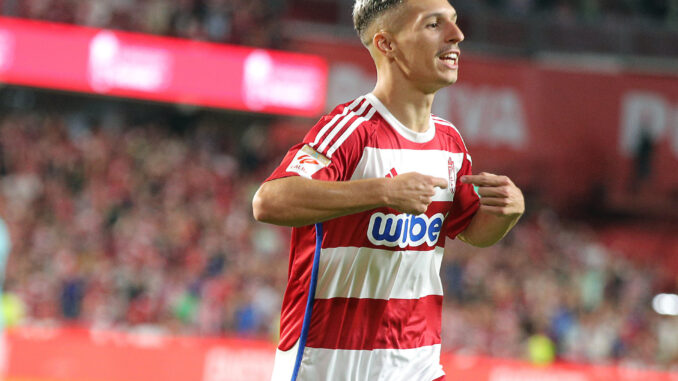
316,113,362,156
316,105,374,157
322,201,452,252
306,295,442,350
310,97,367,150
432,376,446,381
313,99,369,152
278,225,319,351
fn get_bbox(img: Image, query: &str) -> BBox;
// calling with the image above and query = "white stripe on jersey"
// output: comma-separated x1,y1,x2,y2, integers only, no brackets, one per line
354,97,371,115
316,104,374,155
326,107,377,158
351,148,465,202
295,345,445,381
315,246,444,300
432,116,468,151
270,339,299,381
311,97,365,150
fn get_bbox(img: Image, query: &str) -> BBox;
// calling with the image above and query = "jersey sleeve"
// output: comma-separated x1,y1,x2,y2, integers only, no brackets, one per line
265,112,365,183
445,151,480,239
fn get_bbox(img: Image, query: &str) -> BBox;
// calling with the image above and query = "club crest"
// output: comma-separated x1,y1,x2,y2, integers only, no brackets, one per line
448,157,457,194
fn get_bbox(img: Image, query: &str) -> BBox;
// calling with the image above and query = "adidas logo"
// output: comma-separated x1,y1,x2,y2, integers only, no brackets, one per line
385,168,398,178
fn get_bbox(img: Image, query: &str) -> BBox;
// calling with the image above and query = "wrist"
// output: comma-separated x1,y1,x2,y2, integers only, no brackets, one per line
374,177,392,209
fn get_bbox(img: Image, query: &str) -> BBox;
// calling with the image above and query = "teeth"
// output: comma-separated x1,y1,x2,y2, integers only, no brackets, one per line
441,53,458,61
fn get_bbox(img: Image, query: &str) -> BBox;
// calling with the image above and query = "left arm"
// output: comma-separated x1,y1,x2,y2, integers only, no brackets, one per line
457,172,525,247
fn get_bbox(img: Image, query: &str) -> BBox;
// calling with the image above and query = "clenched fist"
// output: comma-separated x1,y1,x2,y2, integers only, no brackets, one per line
461,172,524,217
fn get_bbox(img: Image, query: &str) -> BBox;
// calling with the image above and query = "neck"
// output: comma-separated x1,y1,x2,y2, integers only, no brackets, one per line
371,76,436,133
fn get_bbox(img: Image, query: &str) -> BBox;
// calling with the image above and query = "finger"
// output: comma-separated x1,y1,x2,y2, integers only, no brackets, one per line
461,174,509,187
477,186,510,198
479,196,509,207
430,177,449,189
410,204,427,215
479,205,506,216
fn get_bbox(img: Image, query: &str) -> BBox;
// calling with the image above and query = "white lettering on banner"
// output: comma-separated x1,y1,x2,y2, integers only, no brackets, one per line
89,328,165,348
489,366,587,381
620,91,678,158
0,29,15,72
88,31,173,94
203,347,274,381
445,85,528,149
243,50,325,112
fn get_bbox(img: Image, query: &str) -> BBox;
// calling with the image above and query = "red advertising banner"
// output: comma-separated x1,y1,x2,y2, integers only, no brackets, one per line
6,326,677,381
0,17,328,117
289,39,678,215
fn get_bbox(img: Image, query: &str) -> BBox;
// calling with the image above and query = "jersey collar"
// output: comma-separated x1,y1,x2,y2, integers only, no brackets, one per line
365,93,436,143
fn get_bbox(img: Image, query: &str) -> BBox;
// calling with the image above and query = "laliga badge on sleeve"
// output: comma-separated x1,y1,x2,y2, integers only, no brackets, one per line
287,144,331,178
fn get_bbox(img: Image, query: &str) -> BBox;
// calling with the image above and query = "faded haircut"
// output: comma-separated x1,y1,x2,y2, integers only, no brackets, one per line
353,0,405,46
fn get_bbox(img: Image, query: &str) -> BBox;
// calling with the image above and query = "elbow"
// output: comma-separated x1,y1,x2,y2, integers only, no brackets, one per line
252,179,306,227
252,187,273,223
252,184,288,225
252,188,271,222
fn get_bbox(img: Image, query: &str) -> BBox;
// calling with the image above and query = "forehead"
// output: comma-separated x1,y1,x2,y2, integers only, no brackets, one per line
400,0,456,22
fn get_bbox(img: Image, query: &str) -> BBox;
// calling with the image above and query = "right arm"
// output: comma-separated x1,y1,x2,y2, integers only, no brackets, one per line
252,172,449,227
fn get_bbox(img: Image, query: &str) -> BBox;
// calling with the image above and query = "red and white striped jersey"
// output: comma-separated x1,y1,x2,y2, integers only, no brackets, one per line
265,93,480,381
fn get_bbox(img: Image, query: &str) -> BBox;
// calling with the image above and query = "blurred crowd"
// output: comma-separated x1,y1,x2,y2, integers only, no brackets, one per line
460,0,678,23
2,0,677,44
0,109,676,371
441,214,678,370
0,0,287,48
0,109,289,338
0,0,676,374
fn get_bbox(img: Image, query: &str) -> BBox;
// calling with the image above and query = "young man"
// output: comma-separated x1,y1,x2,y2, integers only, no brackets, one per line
253,0,525,380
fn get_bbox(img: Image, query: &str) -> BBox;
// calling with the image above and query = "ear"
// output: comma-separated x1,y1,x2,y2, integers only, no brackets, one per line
373,31,396,58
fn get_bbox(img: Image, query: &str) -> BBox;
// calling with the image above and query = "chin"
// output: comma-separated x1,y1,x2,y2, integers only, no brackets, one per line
436,70,459,85
439,75,458,87
448,70,459,82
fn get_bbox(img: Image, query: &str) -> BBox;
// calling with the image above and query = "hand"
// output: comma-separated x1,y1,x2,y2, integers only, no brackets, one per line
385,172,448,215
461,172,524,217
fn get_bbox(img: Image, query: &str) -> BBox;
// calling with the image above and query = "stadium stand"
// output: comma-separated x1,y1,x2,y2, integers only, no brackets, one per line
0,92,676,369
0,0,286,48
0,0,676,374
3,0,678,56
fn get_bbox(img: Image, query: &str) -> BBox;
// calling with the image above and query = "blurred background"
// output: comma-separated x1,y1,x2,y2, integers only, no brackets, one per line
0,0,677,380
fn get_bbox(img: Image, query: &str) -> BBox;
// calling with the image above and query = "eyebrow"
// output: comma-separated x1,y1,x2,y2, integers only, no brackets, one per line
422,11,458,21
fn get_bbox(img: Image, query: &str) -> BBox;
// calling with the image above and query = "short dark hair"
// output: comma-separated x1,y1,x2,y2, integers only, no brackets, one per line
352,0,405,45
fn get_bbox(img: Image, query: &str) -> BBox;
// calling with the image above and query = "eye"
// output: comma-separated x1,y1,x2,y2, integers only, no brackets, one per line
426,22,439,29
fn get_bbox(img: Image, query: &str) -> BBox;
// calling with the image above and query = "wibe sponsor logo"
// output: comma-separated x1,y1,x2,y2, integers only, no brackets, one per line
367,212,445,248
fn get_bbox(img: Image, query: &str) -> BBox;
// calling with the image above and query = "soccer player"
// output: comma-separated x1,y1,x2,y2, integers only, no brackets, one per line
252,0,525,380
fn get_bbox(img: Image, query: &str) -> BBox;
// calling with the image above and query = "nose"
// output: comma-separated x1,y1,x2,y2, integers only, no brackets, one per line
447,21,464,44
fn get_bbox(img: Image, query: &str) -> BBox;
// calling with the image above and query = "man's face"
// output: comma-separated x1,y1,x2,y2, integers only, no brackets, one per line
388,0,464,92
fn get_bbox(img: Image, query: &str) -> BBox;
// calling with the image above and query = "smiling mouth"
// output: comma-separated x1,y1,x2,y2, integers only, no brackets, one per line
438,52,459,68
